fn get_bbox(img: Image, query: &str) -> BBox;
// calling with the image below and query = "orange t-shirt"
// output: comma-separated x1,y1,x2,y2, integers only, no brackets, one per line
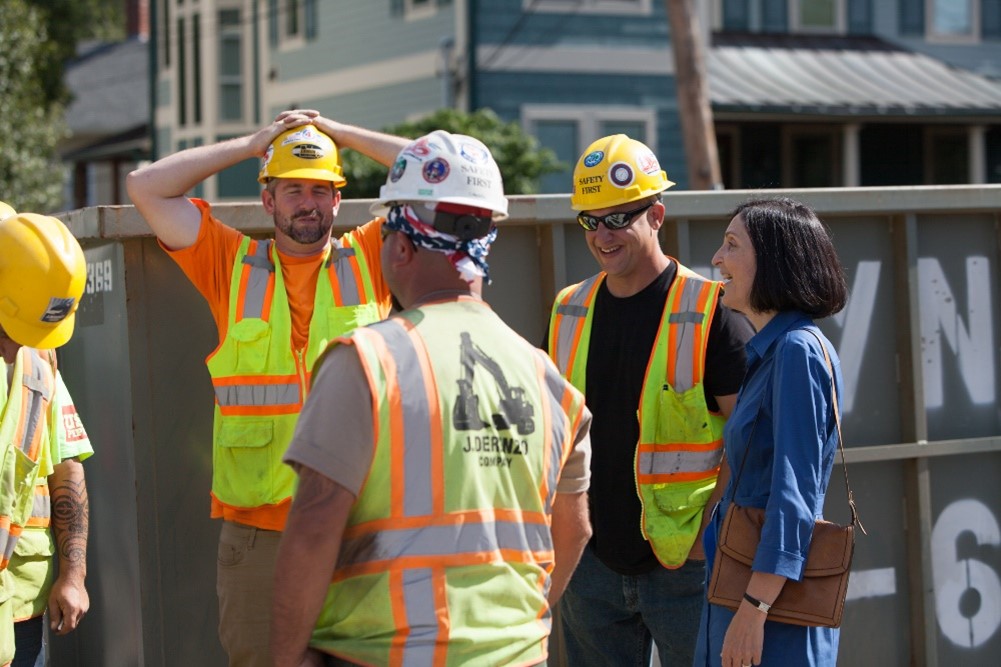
162,198,390,528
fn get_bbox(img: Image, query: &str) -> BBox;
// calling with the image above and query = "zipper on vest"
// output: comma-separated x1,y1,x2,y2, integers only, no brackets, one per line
294,347,308,401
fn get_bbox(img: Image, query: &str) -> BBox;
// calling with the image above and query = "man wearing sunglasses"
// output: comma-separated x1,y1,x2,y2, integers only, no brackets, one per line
547,135,753,666
271,132,593,667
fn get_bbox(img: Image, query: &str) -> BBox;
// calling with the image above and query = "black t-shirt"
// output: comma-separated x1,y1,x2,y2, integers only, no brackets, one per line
568,263,753,574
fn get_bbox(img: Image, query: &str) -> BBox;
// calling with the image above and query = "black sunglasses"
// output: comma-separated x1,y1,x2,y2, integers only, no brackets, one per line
577,200,657,232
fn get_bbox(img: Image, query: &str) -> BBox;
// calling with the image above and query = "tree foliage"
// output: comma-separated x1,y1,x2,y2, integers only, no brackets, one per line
0,0,124,212
0,0,66,212
339,108,564,200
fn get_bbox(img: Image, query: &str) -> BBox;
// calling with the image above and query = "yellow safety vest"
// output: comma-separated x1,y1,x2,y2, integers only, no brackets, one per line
207,235,387,523
548,262,726,567
312,298,587,667
0,348,57,666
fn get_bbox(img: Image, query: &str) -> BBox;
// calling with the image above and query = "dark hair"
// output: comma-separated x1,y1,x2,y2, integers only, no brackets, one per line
733,198,848,319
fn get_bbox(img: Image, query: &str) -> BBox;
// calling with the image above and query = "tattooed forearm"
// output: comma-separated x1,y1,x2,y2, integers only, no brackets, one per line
50,460,89,574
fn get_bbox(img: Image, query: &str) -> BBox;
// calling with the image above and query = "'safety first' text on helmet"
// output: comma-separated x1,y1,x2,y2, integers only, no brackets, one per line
0,213,87,349
371,130,509,221
571,134,675,211
258,125,346,186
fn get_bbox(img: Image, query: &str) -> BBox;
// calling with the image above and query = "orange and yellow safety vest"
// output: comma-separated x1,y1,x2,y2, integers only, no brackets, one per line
548,262,726,567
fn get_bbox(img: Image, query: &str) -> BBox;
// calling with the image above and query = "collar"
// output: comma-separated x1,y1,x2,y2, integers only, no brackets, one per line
746,310,814,364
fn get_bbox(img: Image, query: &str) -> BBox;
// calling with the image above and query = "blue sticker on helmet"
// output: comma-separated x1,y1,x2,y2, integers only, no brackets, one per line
583,151,605,168
423,158,450,184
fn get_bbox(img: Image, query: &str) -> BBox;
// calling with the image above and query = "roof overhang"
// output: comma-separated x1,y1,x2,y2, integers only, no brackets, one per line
708,33,1001,120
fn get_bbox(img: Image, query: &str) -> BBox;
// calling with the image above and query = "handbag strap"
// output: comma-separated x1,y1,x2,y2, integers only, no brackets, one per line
728,328,865,534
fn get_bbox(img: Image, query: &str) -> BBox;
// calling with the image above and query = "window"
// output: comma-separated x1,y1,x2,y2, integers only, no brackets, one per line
791,0,845,32
523,106,656,194
270,0,317,48
531,0,653,15
219,9,243,122
928,0,979,41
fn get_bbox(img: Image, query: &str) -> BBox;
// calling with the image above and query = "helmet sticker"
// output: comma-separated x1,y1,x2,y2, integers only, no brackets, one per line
423,158,450,184
583,150,605,168
389,157,408,183
638,151,661,175
460,142,489,164
282,127,318,145
41,297,76,323
291,143,326,160
405,137,433,160
609,162,635,188
261,145,274,170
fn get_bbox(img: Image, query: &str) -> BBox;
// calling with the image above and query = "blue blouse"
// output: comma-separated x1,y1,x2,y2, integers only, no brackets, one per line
694,310,843,667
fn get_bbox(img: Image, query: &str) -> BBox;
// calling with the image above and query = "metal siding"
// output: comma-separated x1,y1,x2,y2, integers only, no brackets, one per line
847,0,872,34
270,2,454,77
708,41,1001,115
899,0,924,35
477,0,666,48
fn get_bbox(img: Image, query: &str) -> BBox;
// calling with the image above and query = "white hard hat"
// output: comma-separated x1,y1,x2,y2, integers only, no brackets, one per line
370,130,509,220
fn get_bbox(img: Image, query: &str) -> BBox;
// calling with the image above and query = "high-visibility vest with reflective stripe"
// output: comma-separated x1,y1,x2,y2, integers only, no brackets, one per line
0,348,56,571
312,299,586,667
207,235,387,515
548,263,726,568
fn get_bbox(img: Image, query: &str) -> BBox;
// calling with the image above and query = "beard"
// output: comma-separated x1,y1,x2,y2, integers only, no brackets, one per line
275,208,334,245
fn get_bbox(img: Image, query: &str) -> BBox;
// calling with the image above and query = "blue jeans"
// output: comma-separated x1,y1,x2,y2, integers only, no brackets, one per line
559,545,706,667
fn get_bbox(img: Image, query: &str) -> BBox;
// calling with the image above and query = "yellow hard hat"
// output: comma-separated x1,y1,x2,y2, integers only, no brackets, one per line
0,201,15,222
0,213,87,349
257,125,346,186
570,135,675,211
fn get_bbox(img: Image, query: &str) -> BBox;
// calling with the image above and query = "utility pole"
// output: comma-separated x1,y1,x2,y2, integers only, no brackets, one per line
665,0,722,190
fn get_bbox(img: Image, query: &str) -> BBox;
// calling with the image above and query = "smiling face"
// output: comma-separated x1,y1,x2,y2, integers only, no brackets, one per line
263,177,339,251
712,213,759,321
582,197,668,296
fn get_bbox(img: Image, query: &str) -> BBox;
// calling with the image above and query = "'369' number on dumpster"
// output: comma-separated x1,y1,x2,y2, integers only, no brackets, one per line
85,259,113,294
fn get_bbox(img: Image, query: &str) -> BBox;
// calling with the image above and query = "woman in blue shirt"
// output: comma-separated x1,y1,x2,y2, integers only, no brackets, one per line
693,198,848,667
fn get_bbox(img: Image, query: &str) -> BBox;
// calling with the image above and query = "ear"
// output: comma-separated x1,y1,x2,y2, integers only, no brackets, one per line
647,200,666,232
261,187,276,215
331,188,342,217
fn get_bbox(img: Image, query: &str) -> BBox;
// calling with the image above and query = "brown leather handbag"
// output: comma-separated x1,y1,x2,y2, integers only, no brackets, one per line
706,331,865,628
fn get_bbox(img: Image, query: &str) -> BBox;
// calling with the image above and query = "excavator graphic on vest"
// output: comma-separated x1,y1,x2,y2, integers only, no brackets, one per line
453,332,535,436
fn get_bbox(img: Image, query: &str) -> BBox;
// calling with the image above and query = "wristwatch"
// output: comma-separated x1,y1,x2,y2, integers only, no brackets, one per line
743,592,771,614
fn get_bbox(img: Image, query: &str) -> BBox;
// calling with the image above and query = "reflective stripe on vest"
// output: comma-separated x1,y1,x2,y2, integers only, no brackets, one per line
238,238,275,320
1,349,55,569
326,242,365,307
25,484,50,528
320,305,579,665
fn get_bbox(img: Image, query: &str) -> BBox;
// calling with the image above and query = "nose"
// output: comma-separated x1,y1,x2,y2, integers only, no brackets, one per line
711,247,723,267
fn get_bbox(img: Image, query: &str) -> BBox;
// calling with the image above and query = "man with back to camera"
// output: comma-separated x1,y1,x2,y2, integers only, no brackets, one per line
0,208,90,667
126,112,413,666
271,131,594,667
547,135,754,666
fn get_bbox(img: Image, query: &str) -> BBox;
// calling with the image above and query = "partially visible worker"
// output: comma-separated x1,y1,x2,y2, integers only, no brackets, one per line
125,113,409,666
0,209,89,667
546,136,754,666
271,131,594,667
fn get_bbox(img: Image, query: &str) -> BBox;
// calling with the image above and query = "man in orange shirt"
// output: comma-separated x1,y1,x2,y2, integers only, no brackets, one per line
126,111,408,666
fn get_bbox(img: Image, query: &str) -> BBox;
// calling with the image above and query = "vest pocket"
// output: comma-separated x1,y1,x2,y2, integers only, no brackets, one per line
215,419,275,507
228,318,272,374
655,384,714,443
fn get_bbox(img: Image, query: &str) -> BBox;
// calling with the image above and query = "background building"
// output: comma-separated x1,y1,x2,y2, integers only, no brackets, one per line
142,0,1001,199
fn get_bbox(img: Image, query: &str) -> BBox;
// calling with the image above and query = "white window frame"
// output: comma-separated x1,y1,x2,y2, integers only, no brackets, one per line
528,0,653,16
405,0,438,21
522,105,658,193
277,0,318,50
789,0,846,34
926,0,980,44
